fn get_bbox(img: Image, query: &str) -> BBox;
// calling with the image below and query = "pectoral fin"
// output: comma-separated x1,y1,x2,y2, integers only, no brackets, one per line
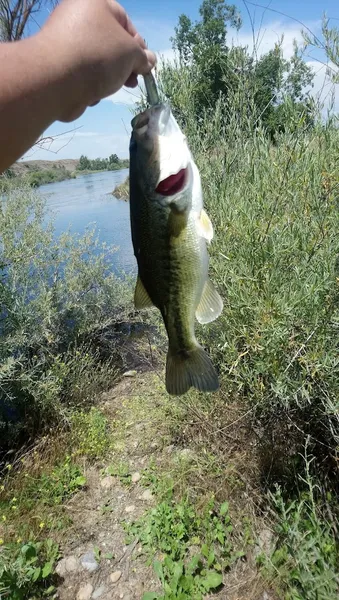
195,279,223,324
134,276,154,310
197,209,214,243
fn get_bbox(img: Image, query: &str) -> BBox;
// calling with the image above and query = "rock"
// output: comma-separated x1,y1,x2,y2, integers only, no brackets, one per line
141,489,153,501
131,472,141,483
100,476,115,490
92,585,106,599
110,570,122,583
125,505,135,513
179,448,195,461
80,550,99,573
55,555,79,577
123,370,137,377
254,528,274,558
77,583,93,600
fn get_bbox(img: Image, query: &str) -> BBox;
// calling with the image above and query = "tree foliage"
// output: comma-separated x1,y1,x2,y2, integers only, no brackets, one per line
161,0,315,137
78,155,128,172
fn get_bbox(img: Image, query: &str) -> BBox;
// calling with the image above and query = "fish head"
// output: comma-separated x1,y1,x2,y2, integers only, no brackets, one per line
130,103,194,209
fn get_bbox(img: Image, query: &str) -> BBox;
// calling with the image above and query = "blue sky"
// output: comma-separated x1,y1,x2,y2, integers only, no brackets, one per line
23,0,339,161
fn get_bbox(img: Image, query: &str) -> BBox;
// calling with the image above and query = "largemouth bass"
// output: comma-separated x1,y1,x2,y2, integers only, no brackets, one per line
129,102,223,395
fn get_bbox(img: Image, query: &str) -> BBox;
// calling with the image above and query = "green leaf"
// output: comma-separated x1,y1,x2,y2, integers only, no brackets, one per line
44,585,55,595
32,567,41,582
220,502,229,516
142,593,159,600
201,543,209,558
42,561,53,578
22,544,37,560
75,475,87,487
204,570,223,590
187,554,200,574
153,560,164,584
207,550,215,567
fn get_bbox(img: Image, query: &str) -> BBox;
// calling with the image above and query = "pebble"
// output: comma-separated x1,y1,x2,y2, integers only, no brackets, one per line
92,585,106,599
110,570,122,583
80,550,99,573
123,370,137,377
100,476,115,490
77,583,93,600
125,505,135,513
141,489,153,501
131,472,141,483
55,555,79,577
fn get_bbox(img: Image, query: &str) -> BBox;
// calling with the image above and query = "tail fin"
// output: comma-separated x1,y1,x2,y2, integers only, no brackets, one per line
166,345,219,396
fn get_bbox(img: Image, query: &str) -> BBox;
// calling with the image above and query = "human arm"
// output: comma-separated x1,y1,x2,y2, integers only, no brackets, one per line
0,0,156,173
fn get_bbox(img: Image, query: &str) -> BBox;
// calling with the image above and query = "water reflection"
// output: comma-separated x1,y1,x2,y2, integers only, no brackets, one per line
39,169,136,275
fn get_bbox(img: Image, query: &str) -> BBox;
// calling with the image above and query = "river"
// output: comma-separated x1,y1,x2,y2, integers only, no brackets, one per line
39,169,135,275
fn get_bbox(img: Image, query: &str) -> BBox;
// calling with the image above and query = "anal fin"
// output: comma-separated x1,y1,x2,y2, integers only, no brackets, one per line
195,279,223,324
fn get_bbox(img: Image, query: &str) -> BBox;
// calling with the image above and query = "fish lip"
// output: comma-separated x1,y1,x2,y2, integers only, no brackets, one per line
131,103,168,132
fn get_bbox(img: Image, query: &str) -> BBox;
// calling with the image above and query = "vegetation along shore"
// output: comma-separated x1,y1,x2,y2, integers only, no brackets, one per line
1,154,129,188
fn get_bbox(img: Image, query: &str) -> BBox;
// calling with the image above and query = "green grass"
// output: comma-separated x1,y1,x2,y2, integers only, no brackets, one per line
0,406,114,598
125,476,244,600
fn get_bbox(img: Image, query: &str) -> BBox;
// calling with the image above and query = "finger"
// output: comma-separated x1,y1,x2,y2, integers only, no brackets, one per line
125,74,138,88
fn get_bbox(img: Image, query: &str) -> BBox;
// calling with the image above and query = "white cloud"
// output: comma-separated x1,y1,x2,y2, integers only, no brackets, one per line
232,19,320,59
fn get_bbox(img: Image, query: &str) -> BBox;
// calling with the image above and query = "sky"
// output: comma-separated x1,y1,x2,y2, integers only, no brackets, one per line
22,0,339,161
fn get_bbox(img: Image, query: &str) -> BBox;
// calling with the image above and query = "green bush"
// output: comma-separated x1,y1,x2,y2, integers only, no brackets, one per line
0,538,59,599
27,167,72,187
0,180,131,450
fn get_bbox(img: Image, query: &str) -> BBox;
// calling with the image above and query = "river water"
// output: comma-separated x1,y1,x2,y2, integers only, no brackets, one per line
39,168,135,275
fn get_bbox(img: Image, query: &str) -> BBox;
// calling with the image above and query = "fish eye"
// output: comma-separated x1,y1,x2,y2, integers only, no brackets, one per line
134,113,149,132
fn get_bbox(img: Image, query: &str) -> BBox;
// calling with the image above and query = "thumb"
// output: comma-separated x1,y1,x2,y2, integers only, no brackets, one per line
131,44,156,76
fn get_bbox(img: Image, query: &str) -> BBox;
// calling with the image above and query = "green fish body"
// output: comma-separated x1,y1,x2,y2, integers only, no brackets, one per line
129,103,223,395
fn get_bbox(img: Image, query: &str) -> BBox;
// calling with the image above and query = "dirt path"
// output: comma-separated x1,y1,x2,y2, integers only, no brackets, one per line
55,371,275,600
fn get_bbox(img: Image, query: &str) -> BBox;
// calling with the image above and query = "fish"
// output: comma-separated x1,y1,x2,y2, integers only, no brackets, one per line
129,101,223,396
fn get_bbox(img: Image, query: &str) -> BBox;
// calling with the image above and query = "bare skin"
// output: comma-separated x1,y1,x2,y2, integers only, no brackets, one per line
0,0,156,173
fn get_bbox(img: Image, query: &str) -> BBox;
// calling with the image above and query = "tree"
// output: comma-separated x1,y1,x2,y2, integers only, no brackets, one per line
78,155,90,171
163,0,315,136
0,0,57,41
109,154,119,165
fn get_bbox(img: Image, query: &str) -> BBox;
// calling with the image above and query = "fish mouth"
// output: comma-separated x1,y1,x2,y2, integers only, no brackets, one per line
155,167,188,197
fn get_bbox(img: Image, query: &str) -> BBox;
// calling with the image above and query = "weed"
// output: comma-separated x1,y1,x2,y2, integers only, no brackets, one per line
104,462,132,486
0,538,59,599
71,407,112,459
258,447,339,599
125,484,244,599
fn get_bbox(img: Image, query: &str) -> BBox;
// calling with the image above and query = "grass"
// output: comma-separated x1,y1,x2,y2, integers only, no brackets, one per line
0,406,114,598
126,493,239,599
112,176,129,201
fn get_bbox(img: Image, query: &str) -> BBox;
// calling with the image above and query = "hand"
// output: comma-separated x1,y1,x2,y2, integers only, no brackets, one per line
39,0,156,121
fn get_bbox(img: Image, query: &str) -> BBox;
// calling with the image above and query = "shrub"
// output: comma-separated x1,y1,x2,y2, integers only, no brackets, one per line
0,180,131,451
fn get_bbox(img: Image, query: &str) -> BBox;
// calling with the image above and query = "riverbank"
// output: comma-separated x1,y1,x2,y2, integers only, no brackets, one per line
112,176,129,200
3,159,130,188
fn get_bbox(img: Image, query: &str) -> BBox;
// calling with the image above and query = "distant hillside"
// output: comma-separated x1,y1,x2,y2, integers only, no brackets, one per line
12,159,79,176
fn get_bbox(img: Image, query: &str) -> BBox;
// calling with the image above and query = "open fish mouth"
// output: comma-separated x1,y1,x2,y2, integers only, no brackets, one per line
155,168,188,196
